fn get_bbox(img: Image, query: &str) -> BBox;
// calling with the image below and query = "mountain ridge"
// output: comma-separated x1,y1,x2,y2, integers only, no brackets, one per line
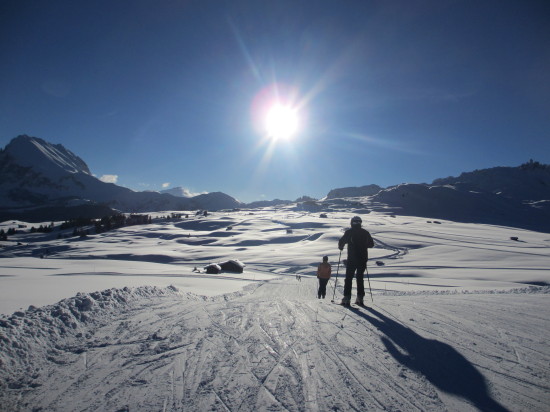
0,136,240,220
324,163,550,232
4,135,91,176
432,160,550,201
2,135,549,231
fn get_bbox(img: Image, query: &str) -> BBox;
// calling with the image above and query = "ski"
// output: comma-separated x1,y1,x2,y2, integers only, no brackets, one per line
330,300,349,306
330,301,369,309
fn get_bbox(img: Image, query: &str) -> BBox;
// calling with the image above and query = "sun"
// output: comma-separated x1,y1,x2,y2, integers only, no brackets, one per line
265,103,299,140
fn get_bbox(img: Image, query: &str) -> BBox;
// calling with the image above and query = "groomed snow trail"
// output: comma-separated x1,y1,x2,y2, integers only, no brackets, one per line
1,278,549,411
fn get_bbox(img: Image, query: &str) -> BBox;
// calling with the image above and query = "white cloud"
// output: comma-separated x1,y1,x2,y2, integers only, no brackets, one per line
162,182,171,188
181,188,207,197
99,174,118,184
162,187,208,197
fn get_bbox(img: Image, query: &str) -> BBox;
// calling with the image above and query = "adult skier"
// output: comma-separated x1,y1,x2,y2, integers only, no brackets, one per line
338,216,374,306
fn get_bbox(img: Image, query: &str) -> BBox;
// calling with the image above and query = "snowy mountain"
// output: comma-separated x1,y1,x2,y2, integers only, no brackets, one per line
324,162,550,232
369,183,542,228
325,184,382,199
160,186,199,198
159,188,242,210
246,199,293,208
4,134,91,176
192,192,241,211
0,135,241,221
432,160,550,201
2,135,549,232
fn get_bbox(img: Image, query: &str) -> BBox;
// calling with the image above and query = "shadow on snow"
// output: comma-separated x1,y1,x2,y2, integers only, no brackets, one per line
359,307,510,412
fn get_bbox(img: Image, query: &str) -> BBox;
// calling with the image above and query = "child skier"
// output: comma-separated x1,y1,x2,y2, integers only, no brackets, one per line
317,256,332,299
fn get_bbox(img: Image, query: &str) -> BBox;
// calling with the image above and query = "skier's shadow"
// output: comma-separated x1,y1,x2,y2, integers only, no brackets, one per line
359,307,509,412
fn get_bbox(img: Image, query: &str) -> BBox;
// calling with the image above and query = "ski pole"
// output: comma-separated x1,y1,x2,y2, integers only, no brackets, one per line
331,250,342,303
366,263,374,304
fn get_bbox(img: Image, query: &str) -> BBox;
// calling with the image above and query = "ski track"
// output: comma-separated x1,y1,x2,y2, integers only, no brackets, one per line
2,277,549,411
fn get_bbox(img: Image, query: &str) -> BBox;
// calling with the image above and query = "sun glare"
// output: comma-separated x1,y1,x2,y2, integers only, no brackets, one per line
265,104,298,140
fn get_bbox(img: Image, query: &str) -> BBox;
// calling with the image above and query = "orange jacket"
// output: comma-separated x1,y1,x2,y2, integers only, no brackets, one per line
317,262,332,279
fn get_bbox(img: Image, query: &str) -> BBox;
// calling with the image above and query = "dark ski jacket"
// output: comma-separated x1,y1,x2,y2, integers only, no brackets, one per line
338,227,374,264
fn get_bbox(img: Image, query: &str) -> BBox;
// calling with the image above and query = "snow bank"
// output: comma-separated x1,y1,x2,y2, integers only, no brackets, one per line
0,286,182,391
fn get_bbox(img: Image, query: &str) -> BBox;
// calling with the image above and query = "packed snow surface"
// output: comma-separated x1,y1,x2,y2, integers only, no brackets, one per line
1,207,549,411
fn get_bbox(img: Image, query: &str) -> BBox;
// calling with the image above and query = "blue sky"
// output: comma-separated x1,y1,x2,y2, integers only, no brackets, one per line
1,0,549,202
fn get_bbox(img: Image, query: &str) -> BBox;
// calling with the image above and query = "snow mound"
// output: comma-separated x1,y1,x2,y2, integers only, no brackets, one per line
0,286,182,391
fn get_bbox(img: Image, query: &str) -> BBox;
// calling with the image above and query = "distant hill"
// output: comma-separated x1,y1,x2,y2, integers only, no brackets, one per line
0,135,241,221
245,199,292,209
325,184,382,199
323,161,550,232
432,160,550,201
192,192,241,211
160,187,202,198
2,135,549,232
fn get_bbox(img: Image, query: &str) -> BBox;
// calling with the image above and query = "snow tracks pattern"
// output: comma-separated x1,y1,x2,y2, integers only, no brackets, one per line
1,279,549,411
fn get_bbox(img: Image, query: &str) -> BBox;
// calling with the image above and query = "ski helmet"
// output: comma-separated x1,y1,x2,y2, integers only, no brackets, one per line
351,216,362,227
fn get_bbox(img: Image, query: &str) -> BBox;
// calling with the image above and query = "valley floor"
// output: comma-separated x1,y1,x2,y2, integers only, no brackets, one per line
2,276,549,412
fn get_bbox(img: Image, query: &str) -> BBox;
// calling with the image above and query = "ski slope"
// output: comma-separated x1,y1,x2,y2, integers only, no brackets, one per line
1,207,549,411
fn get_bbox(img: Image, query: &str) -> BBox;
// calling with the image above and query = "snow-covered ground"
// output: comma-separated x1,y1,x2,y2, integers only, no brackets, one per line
1,207,549,411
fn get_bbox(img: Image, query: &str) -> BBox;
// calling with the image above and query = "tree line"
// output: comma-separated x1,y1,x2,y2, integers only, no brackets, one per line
0,214,153,241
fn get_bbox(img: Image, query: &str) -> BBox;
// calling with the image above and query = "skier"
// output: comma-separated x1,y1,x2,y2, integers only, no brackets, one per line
316,255,332,299
338,216,374,306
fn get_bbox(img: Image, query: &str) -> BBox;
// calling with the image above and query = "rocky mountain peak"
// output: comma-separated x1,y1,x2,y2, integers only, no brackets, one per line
5,135,91,175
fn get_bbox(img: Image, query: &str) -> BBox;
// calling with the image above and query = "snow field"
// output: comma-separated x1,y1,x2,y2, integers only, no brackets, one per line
1,207,550,410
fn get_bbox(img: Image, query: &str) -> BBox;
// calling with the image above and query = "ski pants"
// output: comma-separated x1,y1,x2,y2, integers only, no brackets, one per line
317,278,329,298
343,260,366,299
